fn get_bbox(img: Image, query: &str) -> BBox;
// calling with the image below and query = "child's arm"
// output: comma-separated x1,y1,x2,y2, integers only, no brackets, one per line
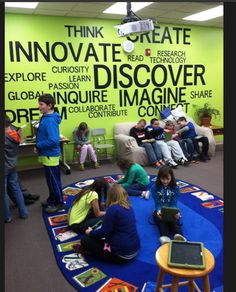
117,172,128,184
150,186,162,212
176,125,190,136
170,186,180,208
91,199,106,217
89,208,115,238
119,169,135,188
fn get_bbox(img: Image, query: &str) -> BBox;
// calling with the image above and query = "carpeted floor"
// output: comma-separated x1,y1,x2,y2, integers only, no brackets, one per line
42,175,223,292
5,150,223,292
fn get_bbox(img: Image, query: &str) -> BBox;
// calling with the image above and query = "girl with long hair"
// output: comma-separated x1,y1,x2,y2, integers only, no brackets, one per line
150,165,186,245
73,122,99,171
68,178,109,233
77,184,140,263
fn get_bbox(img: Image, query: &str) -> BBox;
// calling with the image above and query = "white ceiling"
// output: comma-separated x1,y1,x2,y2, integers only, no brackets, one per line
5,2,223,28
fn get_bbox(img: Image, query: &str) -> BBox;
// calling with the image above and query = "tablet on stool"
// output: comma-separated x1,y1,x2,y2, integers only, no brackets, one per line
168,240,206,270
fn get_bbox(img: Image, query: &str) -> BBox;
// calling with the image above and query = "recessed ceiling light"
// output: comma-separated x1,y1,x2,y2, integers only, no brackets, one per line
183,5,223,21
103,2,153,15
5,2,39,9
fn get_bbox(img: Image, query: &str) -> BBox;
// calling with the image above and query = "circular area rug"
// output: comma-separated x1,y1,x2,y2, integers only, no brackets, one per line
43,174,223,292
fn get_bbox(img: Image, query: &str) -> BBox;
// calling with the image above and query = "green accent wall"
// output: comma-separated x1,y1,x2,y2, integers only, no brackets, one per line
5,14,223,165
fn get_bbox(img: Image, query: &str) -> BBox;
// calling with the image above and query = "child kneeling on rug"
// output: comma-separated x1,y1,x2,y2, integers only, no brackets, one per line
77,184,140,263
68,178,109,233
150,165,186,245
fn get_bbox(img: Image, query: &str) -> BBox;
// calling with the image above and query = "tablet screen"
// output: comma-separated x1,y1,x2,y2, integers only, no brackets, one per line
168,241,205,269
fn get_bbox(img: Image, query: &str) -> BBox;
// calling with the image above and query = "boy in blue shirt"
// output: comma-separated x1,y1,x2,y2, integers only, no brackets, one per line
176,117,210,162
34,93,65,213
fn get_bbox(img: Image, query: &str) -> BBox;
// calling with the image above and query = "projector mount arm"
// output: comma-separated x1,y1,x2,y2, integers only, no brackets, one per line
122,1,141,23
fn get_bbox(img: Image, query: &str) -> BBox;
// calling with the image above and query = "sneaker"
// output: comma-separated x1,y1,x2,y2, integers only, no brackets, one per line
5,218,12,223
45,204,66,214
94,161,100,169
79,163,85,171
180,159,191,166
141,191,150,200
167,160,178,168
19,215,28,220
174,234,187,241
28,194,40,201
25,198,35,205
159,236,171,245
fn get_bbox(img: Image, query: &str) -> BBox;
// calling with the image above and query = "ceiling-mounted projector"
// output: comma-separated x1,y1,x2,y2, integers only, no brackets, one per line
115,19,154,37
114,2,155,37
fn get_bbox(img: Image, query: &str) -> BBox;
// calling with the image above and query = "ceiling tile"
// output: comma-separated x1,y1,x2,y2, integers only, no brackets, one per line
37,2,77,11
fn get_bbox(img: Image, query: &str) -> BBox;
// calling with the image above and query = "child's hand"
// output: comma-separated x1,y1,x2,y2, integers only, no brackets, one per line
33,147,38,154
164,129,170,133
85,227,93,235
175,212,180,220
157,211,162,219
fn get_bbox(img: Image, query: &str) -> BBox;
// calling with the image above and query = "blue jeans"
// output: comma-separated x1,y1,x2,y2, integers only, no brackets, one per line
142,142,162,164
178,139,195,160
123,183,147,196
44,165,64,206
4,171,28,221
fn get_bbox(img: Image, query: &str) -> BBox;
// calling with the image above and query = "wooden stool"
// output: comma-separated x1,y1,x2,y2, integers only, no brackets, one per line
155,243,215,292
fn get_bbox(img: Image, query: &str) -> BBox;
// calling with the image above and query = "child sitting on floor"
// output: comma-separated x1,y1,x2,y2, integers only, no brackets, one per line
117,158,150,197
68,178,109,234
150,165,186,245
77,184,140,263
